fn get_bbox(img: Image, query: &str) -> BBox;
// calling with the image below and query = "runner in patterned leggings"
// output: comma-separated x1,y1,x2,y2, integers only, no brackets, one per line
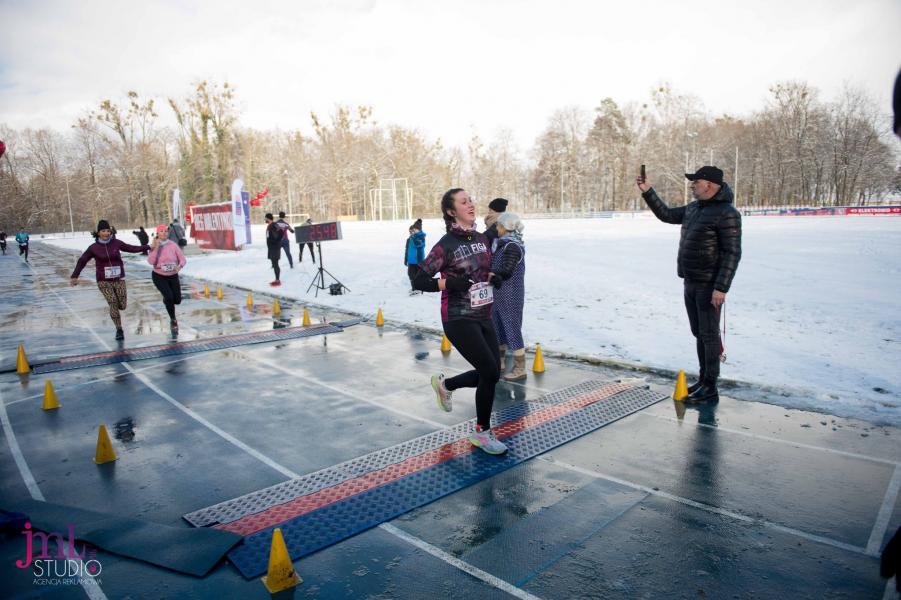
411,188,507,455
70,219,150,340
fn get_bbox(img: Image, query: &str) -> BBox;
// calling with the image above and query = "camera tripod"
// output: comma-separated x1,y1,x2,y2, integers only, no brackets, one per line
306,242,350,297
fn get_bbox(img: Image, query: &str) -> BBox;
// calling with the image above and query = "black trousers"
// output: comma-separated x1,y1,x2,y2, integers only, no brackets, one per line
152,271,182,320
443,319,501,430
683,280,722,385
280,239,293,267
299,243,315,263
19,244,28,259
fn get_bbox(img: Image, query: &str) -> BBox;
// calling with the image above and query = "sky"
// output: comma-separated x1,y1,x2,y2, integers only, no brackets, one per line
1,0,900,148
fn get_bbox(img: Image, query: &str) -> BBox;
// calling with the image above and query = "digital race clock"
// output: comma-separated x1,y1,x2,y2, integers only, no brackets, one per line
294,221,343,244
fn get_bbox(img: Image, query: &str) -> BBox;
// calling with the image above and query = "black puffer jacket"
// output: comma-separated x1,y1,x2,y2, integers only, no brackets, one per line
642,183,742,292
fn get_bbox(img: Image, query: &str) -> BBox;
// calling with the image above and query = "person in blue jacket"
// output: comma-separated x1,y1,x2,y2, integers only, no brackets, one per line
404,218,426,294
15,227,29,261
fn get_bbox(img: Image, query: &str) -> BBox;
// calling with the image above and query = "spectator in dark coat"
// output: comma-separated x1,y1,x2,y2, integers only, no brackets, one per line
637,165,742,404
265,213,284,287
132,226,150,247
483,197,507,242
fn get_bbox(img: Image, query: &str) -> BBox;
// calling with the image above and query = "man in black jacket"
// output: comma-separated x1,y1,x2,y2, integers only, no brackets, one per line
637,166,742,403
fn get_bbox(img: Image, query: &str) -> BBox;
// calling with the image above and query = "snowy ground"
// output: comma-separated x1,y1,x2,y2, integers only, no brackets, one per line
43,215,901,426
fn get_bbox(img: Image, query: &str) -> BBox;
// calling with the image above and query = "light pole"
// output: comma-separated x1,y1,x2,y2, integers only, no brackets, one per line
65,177,74,234
685,132,698,203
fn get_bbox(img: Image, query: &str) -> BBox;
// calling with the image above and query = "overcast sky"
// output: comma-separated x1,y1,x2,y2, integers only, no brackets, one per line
1,0,899,148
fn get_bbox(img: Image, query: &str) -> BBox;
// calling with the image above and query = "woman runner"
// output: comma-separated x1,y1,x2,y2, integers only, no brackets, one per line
70,219,150,340
147,224,187,335
412,188,507,455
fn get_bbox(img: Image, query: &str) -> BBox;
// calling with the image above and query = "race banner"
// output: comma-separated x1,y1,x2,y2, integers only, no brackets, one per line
190,202,236,250
231,179,252,247
172,188,181,223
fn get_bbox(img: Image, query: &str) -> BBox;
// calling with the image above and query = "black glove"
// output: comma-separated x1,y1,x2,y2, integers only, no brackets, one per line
444,277,472,293
489,274,503,290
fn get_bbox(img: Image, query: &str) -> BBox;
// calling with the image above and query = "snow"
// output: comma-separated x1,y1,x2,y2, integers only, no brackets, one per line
44,215,901,426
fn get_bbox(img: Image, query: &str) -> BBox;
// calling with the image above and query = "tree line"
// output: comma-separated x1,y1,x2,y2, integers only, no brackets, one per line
1,79,898,232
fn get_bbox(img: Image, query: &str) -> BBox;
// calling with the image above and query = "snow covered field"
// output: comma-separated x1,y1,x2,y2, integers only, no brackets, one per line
44,215,901,426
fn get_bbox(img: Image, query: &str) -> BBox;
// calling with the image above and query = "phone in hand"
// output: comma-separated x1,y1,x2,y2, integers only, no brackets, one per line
640,164,646,183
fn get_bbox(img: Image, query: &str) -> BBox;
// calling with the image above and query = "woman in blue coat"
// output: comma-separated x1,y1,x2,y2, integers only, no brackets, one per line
491,213,527,380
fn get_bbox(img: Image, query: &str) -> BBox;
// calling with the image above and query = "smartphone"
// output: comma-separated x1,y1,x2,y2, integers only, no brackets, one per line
640,164,646,183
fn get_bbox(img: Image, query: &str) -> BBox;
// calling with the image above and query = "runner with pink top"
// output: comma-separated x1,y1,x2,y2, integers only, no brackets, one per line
147,224,187,336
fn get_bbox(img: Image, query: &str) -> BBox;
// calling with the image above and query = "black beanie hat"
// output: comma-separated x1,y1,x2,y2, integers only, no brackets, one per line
264,212,274,221
411,218,423,230
97,219,111,231
488,198,508,213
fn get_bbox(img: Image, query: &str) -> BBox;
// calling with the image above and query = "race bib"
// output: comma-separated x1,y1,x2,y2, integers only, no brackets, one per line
161,263,177,273
104,265,122,278
469,281,494,308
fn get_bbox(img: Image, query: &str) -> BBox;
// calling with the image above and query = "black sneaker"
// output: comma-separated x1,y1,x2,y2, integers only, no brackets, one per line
170,320,179,334
115,328,125,340
685,383,719,404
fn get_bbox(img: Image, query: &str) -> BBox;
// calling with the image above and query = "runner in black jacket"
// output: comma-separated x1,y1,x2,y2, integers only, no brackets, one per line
638,166,742,403
412,188,507,455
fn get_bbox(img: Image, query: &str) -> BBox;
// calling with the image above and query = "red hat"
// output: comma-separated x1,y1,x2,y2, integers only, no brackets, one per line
156,224,168,234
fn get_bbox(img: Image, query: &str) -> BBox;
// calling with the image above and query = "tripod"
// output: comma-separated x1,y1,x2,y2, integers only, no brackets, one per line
306,242,350,297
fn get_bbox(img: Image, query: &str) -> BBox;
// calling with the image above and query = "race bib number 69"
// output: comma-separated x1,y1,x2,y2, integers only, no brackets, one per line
469,281,494,308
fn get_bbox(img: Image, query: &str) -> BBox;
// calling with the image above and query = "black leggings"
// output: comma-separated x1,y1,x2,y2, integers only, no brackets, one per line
270,258,281,280
443,319,500,431
152,271,182,320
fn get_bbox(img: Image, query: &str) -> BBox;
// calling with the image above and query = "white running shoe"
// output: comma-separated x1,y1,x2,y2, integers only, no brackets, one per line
468,428,508,455
430,373,453,412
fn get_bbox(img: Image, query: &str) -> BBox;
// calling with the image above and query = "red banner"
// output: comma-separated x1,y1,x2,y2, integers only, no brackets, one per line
190,203,236,250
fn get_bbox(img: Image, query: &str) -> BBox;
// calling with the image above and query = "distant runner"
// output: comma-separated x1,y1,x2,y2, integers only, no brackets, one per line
265,213,284,287
276,211,295,268
15,227,29,261
0,229,7,255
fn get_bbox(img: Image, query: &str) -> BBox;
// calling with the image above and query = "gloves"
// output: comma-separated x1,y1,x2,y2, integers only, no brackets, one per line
444,277,472,293
489,274,503,290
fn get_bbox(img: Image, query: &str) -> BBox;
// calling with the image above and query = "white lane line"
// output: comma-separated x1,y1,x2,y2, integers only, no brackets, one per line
540,457,870,556
379,523,544,600
3,354,208,407
234,349,448,430
0,387,110,600
0,389,45,501
26,264,301,481
884,578,898,600
867,465,901,556
27,262,531,594
642,412,900,466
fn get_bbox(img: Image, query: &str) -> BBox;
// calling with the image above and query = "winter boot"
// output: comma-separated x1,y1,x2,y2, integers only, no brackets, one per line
504,353,527,381
685,382,719,404
498,345,507,372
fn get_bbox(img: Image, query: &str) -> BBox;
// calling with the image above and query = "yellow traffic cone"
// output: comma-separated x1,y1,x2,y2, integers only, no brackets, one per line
673,370,689,401
302,307,311,327
16,344,30,374
440,335,452,353
532,344,545,373
94,425,118,464
42,380,60,410
261,528,302,593
246,291,254,308
216,286,223,300
273,298,281,316
375,308,385,327
203,283,210,298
